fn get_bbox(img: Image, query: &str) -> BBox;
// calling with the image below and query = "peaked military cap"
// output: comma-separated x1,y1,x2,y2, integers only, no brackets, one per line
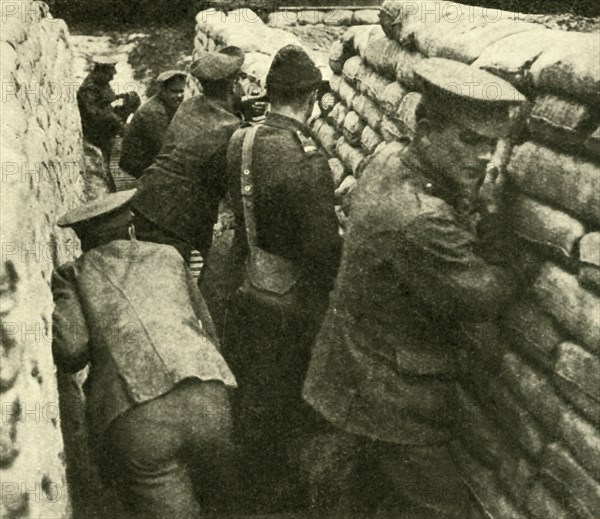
156,70,187,83
414,58,526,137
266,45,322,90
93,55,119,68
190,46,245,81
57,189,137,230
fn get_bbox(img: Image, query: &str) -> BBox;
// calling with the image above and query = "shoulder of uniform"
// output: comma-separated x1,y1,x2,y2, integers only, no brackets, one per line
294,130,319,154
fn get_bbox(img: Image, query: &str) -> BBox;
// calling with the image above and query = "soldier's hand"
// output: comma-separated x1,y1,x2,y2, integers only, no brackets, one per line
479,165,506,215
334,174,357,205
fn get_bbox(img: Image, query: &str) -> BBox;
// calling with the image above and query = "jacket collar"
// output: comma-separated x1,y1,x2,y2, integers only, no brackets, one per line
264,112,310,136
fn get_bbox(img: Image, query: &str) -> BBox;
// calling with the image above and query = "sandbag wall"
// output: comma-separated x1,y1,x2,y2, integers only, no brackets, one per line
192,7,321,97
267,7,380,27
311,2,600,518
1,2,88,518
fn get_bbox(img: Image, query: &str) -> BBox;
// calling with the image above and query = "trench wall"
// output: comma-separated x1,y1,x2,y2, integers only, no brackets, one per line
195,2,600,517
1,2,88,517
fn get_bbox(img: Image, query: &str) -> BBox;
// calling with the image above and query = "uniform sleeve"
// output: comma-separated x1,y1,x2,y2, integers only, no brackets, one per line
51,266,90,372
119,111,152,178
78,87,122,133
395,210,517,320
291,150,342,291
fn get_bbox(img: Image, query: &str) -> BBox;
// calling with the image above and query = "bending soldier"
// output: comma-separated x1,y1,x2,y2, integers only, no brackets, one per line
51,190,238,518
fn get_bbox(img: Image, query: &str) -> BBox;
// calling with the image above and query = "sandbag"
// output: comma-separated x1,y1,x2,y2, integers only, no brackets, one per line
380,82,408,116
530,32,600,105
579,233,600,295
323,9,354,26
498,448,536,509
314,119,340,156
528,94,593,151
585,127,600,159
330,74,342,95
473,29,569,90
553,341,600,426
360,126,383,154
507,142,600,226
342,55,366,88
558,408,600,482
352,94,382,131
336,136,366,176
501,352,563,433
450,443,527,519
380,115,405,143
533,262,600,355
350,24,384,57
351,9,380,26
503,299,562,371
394,91,421,136
526,481,570,519
338,79,357,109
540,443,600,519
328,102,348,129
456,385,505,469
329,40,349,75
488,379,546,458
361,71,393,106
364,36,406,79
509,193,585,263
342,111,366,147
267,11,297,28
460,321,507,372
297,10,324,25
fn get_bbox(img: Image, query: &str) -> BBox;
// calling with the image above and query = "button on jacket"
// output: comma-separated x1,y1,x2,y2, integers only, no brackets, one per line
303,142,517,445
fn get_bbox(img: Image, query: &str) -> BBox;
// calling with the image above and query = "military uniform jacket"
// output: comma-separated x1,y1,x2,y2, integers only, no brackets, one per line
303,142,517,446
227,112,342,312
77,75,122,150
131,95,241,256
51,240,237,437
119,96,175,179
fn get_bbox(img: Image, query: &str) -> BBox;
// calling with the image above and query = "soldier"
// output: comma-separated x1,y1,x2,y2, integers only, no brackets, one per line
130,47,245,263
301,58,526,517
222,45,342,512
119,70,187,179
51,190,238,518
77,57,129,173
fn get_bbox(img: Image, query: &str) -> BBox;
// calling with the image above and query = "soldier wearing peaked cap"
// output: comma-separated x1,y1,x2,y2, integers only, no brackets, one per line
51,190,239,517
218,44,342,512
130,46,246,262
302,58,526,515
119,70,188,179
77,56,134,188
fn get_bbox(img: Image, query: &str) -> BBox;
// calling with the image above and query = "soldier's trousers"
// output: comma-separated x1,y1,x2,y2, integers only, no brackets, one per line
301,425,470,518
102,380,239,518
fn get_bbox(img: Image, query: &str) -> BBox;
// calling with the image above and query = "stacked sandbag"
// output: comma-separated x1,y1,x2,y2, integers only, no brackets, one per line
268,8,379,28
310,3,600,517
194,8,306,89
2,2,88,517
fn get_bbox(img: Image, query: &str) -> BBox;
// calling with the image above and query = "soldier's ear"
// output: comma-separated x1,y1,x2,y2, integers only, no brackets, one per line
415,118,432,148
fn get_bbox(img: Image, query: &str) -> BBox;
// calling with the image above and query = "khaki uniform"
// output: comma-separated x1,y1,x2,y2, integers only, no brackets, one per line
302,143,517,516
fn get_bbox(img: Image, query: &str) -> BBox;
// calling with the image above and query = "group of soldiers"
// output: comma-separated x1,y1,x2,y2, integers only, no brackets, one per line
55,43,526,518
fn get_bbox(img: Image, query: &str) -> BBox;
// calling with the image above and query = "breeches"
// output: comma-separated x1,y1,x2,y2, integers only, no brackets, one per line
301,426,471,518
102,379,238,518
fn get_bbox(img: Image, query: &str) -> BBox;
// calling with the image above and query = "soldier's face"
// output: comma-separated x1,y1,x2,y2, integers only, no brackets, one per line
161,78,186,110
419,119,497,198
